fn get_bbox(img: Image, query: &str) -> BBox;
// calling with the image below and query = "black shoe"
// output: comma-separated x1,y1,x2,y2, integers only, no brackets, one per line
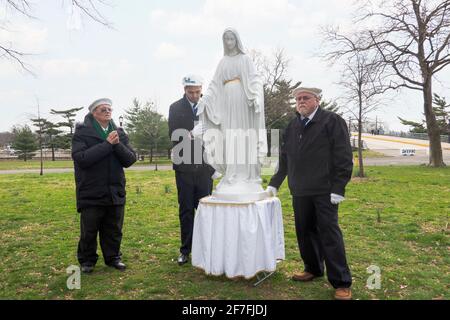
81,264,95,274
177,253,189,265
106,260,126,271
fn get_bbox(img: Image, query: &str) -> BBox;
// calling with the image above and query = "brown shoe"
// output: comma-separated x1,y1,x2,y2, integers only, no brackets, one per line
291,271,316,282
334,288,352,300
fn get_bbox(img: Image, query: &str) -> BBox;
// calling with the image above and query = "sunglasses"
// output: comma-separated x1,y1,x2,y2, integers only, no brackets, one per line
97,107,113,114
296,96,313,102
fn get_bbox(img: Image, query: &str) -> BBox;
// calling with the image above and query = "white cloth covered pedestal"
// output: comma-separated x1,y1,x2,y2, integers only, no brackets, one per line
192,197,285,279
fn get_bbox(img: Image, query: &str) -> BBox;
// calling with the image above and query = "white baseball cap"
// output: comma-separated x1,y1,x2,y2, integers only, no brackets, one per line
182,74,204,87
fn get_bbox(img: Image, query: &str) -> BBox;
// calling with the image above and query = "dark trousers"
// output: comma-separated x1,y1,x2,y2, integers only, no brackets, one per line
77,205,124,266
175,170,213,255
293,195,352,288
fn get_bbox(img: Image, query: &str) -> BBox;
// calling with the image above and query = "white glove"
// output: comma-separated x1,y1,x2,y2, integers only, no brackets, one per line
266,186,278,197
191,122,204,139
212,171,222,180
330,193,345,204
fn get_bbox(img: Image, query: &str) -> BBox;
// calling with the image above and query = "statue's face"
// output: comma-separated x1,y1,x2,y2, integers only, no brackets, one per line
224,32,237,52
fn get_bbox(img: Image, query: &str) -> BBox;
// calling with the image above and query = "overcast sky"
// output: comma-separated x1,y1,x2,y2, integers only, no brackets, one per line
1,0,449,132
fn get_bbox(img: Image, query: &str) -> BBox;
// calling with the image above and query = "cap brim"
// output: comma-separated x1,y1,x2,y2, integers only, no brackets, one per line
292,89,321,97
184,83,203,87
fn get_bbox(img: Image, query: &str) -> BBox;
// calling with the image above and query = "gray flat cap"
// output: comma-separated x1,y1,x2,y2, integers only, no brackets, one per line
292,87,322,98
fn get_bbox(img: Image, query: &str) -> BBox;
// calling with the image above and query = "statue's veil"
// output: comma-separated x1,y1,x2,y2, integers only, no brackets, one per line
223,28,245,56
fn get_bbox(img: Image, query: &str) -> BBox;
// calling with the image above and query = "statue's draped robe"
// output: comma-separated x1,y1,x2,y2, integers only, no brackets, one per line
198,53,267,194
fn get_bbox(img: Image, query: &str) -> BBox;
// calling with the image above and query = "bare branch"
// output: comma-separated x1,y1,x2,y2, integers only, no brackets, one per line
434,59,450,74
322,26,389,128
0,44,35,75
0,0,113,74
3,0,35,18
70,0,113,28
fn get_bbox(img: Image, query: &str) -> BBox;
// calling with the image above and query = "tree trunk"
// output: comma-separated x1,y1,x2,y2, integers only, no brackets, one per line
51,145,55,161
358,119,364,178
423,79,445,167
358,87,365,177
149,148,153,164
40,143,43,176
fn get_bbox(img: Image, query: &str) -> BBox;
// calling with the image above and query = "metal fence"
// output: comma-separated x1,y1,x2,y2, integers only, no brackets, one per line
385,131,450,143
0,149,72,160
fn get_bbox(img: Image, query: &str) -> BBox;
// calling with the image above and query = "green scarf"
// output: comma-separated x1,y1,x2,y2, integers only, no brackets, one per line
92,118,116,140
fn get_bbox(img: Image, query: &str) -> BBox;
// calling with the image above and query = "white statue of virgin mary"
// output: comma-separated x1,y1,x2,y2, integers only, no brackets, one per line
197,28,269,202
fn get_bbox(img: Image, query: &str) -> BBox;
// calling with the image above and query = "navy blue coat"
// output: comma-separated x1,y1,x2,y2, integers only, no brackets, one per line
168,95,214,175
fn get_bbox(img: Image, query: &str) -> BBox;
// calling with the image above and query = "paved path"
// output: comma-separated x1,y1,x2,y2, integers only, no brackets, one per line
354,133,450,155
0,165,173,175
352,133,450,165
1,135,449,175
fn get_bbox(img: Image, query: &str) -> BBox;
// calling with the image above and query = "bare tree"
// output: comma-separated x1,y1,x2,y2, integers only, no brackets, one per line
250,48,301,129
0,0,112,73
323,28,388,177
250,49,301,158
357,0,450,167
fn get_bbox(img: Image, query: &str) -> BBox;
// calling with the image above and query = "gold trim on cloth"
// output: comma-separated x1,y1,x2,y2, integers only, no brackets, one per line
199,196,276,206
223,78,241,85
200,200,255,206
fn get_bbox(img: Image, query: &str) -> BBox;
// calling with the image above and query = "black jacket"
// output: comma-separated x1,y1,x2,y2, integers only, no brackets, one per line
269,108,353,197
72,113,137,212
168,95,214,174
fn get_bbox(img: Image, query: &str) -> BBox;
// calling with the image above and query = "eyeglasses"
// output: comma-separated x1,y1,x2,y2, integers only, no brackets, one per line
97,107,113,114
296,96,313,102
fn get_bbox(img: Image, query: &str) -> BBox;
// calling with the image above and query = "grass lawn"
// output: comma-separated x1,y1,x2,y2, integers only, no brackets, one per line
353,150,388,158
0,160,75,170
0,166,448,300
0,159,172,170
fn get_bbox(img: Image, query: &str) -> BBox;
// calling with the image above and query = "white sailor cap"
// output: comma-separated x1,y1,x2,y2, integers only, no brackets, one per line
182,74,204,87
89,98,113,113
292,87,322,99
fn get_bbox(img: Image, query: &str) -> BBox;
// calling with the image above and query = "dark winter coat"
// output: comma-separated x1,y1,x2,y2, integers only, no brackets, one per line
269,108,353,197
168,95,214,175
72,113,137,212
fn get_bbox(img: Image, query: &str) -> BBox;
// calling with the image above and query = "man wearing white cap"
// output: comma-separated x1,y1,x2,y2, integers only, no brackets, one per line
72,98,136,273
168,75,217,265
267,87,354,300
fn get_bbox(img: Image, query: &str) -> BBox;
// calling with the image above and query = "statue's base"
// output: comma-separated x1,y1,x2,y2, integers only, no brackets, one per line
192,197,285,279
210,190,271,203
